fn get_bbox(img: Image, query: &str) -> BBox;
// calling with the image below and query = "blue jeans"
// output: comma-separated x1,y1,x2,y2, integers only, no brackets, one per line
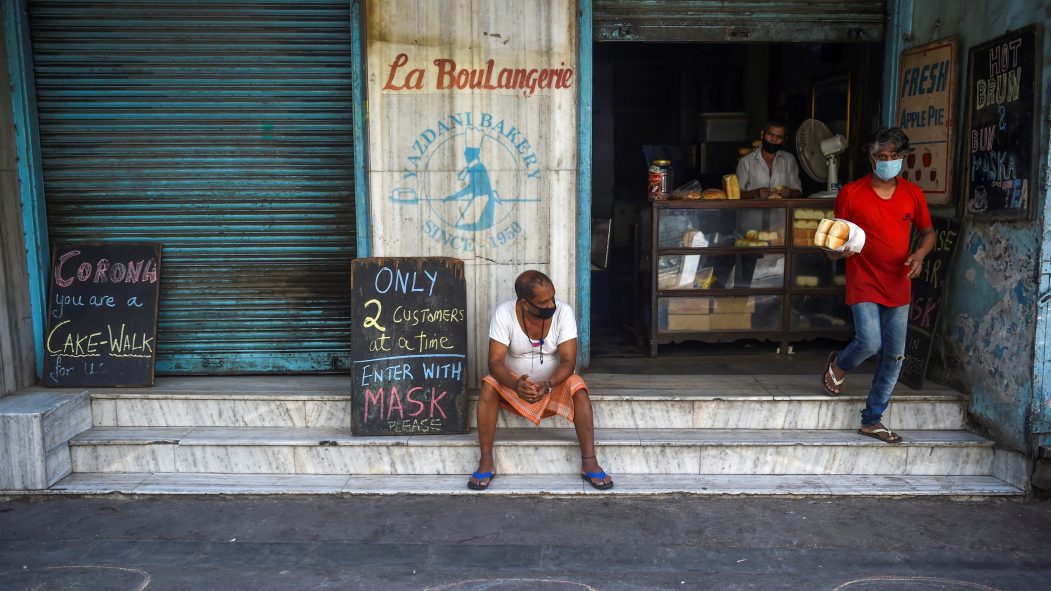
836,302,909,426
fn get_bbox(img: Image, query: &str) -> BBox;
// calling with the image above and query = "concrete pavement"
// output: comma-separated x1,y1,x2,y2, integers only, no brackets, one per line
1,495,1048,590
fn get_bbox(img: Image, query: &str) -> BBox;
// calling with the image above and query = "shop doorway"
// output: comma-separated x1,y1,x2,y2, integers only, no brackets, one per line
589,41,884,359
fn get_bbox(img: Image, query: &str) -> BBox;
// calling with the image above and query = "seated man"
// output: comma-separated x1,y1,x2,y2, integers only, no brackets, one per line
468,270,613,491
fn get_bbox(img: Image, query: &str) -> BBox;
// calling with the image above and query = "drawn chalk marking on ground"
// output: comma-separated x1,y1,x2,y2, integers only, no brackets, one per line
424,578,597,591
832,575,1002,591
0,565,151,591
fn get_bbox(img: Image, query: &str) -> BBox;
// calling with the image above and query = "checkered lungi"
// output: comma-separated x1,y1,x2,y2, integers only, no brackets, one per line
482,374,588,426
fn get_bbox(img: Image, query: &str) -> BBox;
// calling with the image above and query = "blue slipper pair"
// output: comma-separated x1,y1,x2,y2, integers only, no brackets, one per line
467,470,494,491
582,470,614,490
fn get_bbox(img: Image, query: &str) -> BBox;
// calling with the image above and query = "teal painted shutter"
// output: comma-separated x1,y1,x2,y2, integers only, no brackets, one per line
28,0,356,373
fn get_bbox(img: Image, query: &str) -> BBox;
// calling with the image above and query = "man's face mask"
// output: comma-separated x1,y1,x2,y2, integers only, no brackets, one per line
527,300,556,319
761,126,786,154
873,158,903,181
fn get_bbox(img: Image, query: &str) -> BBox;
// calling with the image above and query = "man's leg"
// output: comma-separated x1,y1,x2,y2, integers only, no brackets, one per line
572,389,612,487
469,380,500,487
827,302,882,384
860,304,909,427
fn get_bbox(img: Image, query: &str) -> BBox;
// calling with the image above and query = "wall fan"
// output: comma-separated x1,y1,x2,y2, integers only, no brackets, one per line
796,119,847,198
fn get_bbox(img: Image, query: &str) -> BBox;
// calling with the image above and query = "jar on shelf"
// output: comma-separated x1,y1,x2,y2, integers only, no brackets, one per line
648,159,671,200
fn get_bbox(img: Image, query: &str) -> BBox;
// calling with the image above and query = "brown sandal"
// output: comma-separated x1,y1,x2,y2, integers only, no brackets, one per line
822,352,844,396
858,424,903,444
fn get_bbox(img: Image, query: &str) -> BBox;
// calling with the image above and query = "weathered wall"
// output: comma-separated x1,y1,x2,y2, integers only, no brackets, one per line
364,0,578,384
911,0,1051,451
0,24,36,396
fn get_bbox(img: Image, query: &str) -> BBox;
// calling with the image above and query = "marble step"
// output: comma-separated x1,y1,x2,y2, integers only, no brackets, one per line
0,389,92,490
43,472,1023,497
86,374,968,431
68,427,995,477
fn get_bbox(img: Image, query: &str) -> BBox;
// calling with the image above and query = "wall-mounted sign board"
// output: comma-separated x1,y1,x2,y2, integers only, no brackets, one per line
896,37,956,205
963,24,1041,219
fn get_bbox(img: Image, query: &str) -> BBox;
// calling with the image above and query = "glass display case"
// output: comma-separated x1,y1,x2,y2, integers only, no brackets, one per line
649,198,851,356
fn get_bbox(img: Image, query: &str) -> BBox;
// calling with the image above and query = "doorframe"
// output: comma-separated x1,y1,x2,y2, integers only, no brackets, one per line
1035,123,1051,438
576,0,593,366
351,0,371,256
881,0,913,126
4,0,48,380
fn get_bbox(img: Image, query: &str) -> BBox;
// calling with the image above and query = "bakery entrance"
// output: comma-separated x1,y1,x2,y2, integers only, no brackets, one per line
588,41,885,361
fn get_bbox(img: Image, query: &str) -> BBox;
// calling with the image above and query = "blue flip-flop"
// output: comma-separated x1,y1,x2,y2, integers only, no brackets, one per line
581,470,614,490
467,470,494,491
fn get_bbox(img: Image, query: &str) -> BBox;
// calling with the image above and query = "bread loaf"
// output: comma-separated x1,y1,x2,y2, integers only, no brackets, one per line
814,219,850,250
701,188,727,200
722,174,741,199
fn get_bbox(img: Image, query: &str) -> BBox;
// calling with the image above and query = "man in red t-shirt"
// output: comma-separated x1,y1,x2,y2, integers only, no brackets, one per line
821,127,935,443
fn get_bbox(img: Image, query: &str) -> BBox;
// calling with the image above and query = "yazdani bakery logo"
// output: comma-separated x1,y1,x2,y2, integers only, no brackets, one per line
389,112,540,252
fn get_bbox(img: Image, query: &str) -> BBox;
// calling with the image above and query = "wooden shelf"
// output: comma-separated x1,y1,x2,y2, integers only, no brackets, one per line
649,198,851,356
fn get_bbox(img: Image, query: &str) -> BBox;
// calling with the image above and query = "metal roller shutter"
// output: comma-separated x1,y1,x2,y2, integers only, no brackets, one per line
594,0,886,42
29,0,356,374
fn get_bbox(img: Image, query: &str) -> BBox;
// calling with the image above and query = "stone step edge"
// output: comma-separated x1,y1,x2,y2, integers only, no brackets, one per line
68,427,994,448
87,391,966,402
31,473,1023,497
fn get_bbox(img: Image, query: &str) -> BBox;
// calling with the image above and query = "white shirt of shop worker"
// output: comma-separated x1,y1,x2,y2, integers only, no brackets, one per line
735,148,803,194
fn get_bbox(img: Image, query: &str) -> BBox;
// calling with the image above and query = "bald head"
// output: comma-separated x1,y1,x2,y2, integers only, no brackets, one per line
514,270,553,300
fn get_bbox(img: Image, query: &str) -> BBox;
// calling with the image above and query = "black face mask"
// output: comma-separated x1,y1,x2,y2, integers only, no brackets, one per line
762,140,783,154
528,302,557,319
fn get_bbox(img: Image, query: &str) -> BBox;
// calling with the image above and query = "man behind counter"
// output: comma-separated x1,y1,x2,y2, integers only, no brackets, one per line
736,119,803,199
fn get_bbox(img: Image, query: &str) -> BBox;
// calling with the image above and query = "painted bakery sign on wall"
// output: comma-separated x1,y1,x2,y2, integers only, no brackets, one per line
896,38,956,205
382,52,572,253
380,52,575,96
366,0,577,261
388,110,540,249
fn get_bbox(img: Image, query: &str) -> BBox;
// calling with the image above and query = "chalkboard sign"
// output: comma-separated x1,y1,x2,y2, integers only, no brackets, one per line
963,24,1041,219
899,217,959,389
350,257,468,435
44,243,162,387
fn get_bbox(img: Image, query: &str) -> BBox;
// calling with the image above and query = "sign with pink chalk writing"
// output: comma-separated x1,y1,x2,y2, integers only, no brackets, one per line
44,243,162,387
899,218,959,390
351,257,468,435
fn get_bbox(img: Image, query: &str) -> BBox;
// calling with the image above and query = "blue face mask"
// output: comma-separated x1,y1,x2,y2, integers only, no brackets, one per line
874,158,903,181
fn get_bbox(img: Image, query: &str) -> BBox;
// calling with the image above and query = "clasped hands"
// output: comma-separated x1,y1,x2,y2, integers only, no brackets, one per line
513,375,552,404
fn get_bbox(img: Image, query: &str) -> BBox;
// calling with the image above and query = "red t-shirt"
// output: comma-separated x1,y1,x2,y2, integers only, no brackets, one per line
834,174,932,307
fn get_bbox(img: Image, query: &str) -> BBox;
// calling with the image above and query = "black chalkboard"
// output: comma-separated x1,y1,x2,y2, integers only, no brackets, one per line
44,243,162,387
964,24,1042,219
350,257,468,435
899,217,959,390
